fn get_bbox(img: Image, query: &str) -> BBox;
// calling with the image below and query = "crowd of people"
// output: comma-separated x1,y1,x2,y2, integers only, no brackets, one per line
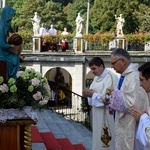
83,48,150,150
38,23,70,52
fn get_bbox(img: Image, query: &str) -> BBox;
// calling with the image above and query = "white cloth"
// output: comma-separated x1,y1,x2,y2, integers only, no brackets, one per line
88,69,118,150
136,113,150,146
0,106,38,123
113,63,149,150
135,93,150,150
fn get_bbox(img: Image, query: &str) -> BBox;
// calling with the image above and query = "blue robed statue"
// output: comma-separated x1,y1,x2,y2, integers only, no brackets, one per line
0,6,22,80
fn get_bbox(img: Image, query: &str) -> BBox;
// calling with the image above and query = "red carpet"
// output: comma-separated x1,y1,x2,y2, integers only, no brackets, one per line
32,126,87,150
40,132,62,150
57,138,76,150
73,144,86,150
32,126,43,143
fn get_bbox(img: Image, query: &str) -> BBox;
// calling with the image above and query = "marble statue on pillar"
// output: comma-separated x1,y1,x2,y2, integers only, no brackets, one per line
115,14,125,37
31,12,41,36
76,13,84,37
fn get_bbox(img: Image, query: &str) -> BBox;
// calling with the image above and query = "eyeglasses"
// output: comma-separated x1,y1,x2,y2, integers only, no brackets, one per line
110,58,122,65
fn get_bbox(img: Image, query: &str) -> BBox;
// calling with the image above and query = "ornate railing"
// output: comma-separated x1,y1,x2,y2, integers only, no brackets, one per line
48,81,91,130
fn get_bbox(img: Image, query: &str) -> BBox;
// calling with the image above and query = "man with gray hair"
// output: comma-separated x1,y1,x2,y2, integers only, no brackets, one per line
103,48,149,150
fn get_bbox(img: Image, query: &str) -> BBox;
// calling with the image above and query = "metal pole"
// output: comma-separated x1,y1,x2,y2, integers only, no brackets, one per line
85,0,90,51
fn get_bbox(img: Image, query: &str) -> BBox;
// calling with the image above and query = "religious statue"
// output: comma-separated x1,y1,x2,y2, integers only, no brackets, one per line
31,12,41,36
76,13,84,37
0,6,22,80
115,14,125,37
54,67,65,86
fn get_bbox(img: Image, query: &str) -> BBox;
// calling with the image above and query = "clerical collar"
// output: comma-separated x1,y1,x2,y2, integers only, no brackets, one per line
122,63,134,75
96,69,110,82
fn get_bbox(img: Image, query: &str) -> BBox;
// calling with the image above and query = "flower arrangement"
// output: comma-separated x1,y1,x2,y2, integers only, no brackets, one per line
0,66,51,110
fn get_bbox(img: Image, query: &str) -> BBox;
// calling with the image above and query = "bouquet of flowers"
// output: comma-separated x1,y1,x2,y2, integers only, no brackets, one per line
0,67,51,110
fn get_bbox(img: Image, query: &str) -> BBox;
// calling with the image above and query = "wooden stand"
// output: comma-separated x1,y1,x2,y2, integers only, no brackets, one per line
0,119,36,150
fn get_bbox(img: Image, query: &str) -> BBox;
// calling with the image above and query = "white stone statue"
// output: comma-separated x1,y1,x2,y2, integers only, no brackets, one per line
115,14,125,37
76,13,84,37
31,12,41,36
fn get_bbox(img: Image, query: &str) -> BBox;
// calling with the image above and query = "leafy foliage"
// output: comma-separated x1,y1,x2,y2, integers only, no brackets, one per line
6,0,150,35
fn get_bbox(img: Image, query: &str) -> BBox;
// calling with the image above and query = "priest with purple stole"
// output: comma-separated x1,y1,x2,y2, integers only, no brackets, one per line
103,48,149,150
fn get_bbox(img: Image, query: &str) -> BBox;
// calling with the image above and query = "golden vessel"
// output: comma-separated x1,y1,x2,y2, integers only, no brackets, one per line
101,124,111,147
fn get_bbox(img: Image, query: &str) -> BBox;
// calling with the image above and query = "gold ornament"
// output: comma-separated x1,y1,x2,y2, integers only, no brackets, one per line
101,124,111,147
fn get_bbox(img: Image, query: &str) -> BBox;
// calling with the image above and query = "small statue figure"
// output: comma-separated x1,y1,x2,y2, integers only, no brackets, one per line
31,12,41,36
76,13,84,37
54,67,65,86
115,14,125,37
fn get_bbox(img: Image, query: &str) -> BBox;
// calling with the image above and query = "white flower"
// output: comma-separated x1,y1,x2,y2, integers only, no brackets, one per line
33,91,42,100
31,78,40,87
16,71,24,78
44,84,50,91
0,84,9,93
44,96,50,101
39,99,48,105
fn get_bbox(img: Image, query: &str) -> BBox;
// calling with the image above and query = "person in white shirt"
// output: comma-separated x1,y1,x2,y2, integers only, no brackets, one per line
39,23,46,36
39,23,47,51
83,57,118,150
48,24,57,35
48,24,58,51
61,27,69,52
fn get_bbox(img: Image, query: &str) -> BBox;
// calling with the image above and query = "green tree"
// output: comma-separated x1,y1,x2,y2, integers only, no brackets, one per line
5,0,150,35
63,0,88,34
90,0,141,34
137,4,150,33
41,1,67,31
12,0,45,32
49,0,73,6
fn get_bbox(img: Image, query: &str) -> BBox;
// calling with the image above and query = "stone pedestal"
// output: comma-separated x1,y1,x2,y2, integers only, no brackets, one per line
144,41,150,51
109,37,125,50
109,40,116,50
32,36,41,52
73,37,84,53
115,37,125,49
